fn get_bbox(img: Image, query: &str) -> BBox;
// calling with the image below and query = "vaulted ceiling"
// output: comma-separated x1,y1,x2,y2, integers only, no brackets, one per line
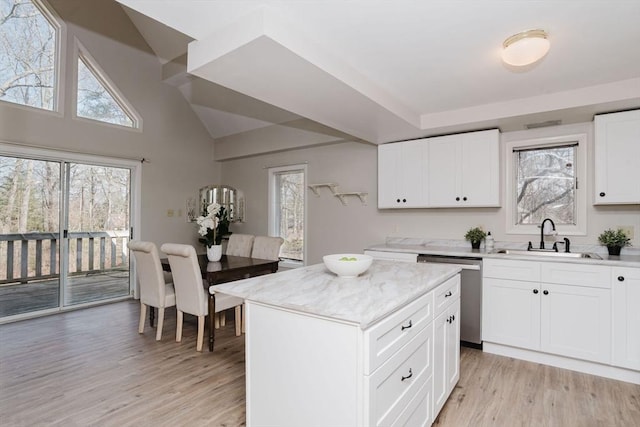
118,0,640,155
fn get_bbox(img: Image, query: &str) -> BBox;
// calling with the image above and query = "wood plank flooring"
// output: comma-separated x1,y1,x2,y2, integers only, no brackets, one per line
1,300,638,426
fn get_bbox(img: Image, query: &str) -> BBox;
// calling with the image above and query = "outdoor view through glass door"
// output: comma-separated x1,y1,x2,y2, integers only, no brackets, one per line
0,155,132,320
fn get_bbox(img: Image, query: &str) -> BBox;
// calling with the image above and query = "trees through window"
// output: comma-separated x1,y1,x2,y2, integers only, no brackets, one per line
269,165,305,263
0,0,58,111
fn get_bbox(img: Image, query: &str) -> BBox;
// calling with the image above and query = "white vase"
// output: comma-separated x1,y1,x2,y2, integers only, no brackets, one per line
207,244,222,262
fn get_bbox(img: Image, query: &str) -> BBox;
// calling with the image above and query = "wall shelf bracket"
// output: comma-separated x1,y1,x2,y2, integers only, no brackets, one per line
308,183,338,196
334,192,368,206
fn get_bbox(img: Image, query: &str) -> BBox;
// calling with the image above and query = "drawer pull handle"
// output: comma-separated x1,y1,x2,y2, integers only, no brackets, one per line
543,290,549,295
618,276,625,282
401,368,413,382
533,289,539,294
401,320,412,331
445,291,452,297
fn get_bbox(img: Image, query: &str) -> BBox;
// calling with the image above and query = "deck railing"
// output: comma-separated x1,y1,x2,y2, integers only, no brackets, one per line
0,231,129,285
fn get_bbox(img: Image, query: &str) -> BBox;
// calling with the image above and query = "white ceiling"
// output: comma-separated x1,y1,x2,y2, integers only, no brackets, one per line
119,0,640,145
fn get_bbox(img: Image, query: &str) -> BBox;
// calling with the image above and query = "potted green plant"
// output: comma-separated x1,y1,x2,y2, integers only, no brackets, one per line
465,227,487,249
598,228,631,256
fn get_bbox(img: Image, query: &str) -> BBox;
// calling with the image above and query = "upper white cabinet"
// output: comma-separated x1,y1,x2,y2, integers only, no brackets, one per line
377,129,500,209
428,129,500,207
377,139,428,208
594,110,640,204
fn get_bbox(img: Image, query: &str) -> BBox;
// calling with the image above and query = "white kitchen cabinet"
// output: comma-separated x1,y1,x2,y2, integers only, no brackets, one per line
245,275,461,427
594,109,640,204
612,267,640,371
483,259,611,364
428,129,500,207
378,139,428,208
433,298,460,417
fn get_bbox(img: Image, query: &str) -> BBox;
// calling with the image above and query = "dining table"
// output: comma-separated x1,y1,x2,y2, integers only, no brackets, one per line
161,254,279,351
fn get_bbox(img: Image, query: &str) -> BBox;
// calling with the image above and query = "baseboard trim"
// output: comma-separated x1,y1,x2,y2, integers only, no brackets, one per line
483,342,640,385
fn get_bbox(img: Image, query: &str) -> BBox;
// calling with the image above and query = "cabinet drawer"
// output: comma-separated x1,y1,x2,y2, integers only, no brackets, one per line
391,376,432,427
541,262,611,288
484,258,540,282
364,291,434,374
434,275,461,316
366,326,433,427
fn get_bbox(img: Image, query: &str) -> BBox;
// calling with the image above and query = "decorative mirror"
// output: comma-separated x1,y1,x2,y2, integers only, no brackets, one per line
198,185,244,223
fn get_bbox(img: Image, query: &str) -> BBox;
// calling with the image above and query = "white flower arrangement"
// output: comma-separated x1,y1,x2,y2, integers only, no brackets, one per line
196,203,222,248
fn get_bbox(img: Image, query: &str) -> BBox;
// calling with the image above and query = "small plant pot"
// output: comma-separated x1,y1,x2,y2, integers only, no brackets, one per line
471,241,481,249
607,246,622,256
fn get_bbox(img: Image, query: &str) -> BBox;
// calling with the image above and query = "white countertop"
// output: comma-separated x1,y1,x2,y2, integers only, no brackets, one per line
214,259,460,329
367,238,640,268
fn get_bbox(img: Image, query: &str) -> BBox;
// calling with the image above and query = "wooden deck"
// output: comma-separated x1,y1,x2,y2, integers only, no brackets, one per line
0,271,130,318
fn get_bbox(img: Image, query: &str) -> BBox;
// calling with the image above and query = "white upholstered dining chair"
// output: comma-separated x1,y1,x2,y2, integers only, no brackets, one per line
160,243,243,351
128,240,176,341
225,234,255,257
251,236,284,261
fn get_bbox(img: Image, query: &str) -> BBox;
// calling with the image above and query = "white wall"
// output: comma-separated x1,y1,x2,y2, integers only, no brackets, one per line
221,123,639,265
0,0,218,249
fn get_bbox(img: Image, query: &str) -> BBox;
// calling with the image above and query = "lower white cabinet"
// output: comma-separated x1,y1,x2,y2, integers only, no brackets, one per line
245,275,461,427
433,299,460,417
612,267,640,370
483,259,611,364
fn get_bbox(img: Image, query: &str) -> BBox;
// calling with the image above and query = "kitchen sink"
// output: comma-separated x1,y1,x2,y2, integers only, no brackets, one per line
494,249,602,259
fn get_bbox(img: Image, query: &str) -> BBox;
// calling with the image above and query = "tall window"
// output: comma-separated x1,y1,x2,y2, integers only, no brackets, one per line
0,0,60,111
505,131,586,235
76,50,137,128
268,164,306,265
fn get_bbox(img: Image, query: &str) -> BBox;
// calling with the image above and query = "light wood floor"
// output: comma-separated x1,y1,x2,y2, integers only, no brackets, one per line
1,301,638,426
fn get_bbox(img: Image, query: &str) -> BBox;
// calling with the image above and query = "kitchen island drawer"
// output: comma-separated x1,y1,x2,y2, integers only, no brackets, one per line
434,275,460,316
364,290,434,374
365,325,433,427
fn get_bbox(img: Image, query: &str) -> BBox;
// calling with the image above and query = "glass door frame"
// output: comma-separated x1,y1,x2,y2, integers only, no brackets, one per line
0,141,141,322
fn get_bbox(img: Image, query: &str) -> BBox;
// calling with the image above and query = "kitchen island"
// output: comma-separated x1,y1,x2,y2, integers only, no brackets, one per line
215,259,461,427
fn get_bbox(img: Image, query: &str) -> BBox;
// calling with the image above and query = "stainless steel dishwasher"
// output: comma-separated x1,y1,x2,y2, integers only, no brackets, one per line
417,254,483,348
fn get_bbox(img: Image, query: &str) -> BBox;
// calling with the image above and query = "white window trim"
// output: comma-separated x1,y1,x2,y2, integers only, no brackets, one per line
505,132,587,236
268,163,307,268
72,38,142,131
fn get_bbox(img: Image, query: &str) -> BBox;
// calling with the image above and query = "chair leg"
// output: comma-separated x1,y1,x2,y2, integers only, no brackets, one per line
242,303,246,334
235,305,242,336
176,310,183,343
156,307,165,341
196,315,205,352
220,311,226,326
214,312,220,329
138,303,147,333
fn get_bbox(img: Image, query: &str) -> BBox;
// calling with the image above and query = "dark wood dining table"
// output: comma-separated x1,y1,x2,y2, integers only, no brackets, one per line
161,254,279,351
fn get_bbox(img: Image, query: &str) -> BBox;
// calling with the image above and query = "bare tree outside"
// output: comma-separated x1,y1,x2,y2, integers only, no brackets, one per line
515,145,576,225
76,56,134,127
275,170,304,261
0,0,57,110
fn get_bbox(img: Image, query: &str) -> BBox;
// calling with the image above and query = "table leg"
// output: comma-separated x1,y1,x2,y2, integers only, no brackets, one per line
208,293,216,352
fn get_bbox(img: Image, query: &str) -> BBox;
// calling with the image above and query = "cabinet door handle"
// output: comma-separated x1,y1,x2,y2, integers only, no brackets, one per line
445,291,452,297
599,192,606,197
401,320,412,331
401,368,413,382
463,196,467,201
455,197,460,201
446,317,451,324
533,289,539,294
618,276,625,282
451,314,455,322
402,198,407,203
396,199,401,203
543,290,549,295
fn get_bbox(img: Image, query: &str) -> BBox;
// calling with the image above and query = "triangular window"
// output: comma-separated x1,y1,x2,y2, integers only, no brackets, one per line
76,49,138,128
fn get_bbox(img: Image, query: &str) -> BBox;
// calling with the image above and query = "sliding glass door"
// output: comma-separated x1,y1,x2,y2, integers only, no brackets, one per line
0,150,136,320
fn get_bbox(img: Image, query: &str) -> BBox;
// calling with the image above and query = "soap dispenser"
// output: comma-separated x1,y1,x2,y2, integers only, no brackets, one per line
485,231,495,251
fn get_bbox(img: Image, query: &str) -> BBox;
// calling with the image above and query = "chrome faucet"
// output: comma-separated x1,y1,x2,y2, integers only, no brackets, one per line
539,218,556,249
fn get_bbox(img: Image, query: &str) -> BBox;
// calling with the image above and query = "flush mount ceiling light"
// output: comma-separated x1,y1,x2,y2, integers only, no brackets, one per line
502,29,550,66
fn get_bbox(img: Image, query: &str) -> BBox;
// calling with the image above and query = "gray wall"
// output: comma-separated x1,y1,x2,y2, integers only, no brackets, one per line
221,125,640,265
0,0,218,249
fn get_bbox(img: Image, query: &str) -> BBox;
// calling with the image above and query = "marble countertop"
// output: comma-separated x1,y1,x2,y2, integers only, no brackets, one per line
214,259,460,329
366,237,640,268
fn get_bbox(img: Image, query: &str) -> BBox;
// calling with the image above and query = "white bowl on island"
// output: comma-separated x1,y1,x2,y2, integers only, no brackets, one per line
322,253,373,278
